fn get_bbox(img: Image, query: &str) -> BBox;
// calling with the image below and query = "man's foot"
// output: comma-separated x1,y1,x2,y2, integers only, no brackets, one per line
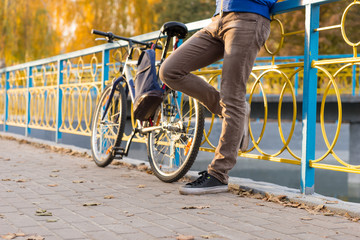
240,102,251,152
179,171,228,195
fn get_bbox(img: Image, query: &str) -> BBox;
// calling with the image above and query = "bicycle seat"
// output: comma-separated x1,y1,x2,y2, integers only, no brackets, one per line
160,22,188,39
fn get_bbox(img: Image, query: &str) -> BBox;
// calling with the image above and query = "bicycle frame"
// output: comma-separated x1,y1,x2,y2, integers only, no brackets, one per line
100,34,178,157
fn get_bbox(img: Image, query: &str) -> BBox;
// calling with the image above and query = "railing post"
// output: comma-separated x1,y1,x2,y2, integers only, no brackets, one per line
352,64,356,96
301,3,320,195
56,60,64,143
102,49,110,91
25,66,32,137
4,71,9,132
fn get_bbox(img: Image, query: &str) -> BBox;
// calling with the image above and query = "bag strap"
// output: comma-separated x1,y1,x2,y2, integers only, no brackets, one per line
220,0,224,17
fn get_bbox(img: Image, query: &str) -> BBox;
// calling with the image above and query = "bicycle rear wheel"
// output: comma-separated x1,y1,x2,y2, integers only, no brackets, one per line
91,84,127,167
147,92,204,182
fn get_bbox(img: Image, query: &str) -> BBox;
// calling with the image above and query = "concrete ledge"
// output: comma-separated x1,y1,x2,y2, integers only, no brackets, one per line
2,131,360,219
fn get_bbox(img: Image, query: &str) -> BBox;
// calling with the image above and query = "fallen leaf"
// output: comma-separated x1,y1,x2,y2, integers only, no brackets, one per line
27,235,45,240
49,175,58,178
104,195,115,199
256,203,265,206
35,209,53,216
47,184,58,187
16,179,28,183
52,169,60,172
15,233,26,237
324,212,335,216
46,219,58,222
126,214,134,217
0,214,4,218
300,217,313,221
1,233,16,240
137,185,145,188
201,234,221,239
351,218,360,222
2,179,11,181
4,158,10,161
325,201,338,204
72,180,85,183
182,206,210,210
252,193,264,199
83,202,101,206
284,202,301,208
80,165,87,169
137,164,148,171
314,205,325,212
196,211,209,215
176,235,194,240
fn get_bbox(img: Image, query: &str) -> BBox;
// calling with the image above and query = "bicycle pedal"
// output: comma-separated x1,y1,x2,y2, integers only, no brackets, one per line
112,147,125,156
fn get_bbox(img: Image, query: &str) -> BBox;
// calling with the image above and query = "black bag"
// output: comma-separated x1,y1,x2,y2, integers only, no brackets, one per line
133,49,164,121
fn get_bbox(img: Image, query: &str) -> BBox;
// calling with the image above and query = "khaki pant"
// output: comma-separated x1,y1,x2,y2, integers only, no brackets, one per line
159,12,270,184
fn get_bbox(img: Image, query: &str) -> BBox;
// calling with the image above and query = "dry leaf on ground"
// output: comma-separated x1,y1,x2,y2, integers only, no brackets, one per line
182,205,210,210
27,235,45,240
176,235,194,240
104,195,115,199
72,180,85,183
201,234,222,239
15,179,28,183
1,233,27,239
47,184,58,187
35,209,53,216
83,202,101,206
1,233,16,240
137,185,145,188
46,219,58,222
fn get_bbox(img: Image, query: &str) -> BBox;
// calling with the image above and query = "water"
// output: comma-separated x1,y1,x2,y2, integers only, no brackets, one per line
2,120,360,203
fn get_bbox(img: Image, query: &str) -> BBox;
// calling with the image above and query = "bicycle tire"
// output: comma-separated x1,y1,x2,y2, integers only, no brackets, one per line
147,93,204,182
91,84,127,167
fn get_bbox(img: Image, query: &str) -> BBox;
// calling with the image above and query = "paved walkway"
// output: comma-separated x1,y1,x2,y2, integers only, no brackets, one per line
0,136,360,240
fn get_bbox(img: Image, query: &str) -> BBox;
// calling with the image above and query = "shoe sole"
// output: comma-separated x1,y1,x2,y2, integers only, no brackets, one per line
240,102,251,152
179,185,229,195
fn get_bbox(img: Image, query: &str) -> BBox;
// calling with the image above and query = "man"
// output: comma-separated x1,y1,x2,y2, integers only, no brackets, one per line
159,0,277,195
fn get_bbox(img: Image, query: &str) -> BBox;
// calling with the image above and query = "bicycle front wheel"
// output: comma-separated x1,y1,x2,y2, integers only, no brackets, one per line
147,92,204,182
91,84,127,167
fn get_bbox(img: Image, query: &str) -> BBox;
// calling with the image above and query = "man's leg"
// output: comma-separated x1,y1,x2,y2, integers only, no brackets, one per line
208,13,270,184
159,29,224,115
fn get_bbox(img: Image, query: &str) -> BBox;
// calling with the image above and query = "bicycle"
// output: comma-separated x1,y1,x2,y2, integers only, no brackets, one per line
90,22,205,183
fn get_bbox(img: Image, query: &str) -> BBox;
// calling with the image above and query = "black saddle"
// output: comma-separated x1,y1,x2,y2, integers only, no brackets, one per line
160,21,188,39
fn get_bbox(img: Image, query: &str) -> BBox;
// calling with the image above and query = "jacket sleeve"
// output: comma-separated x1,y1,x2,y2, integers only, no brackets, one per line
250,0,278,8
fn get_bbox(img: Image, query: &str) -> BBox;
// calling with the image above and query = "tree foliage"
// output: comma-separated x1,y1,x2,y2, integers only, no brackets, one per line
0,0,358,67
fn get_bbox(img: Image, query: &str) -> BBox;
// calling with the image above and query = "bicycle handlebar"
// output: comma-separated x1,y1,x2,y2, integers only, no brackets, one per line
91,29,162,50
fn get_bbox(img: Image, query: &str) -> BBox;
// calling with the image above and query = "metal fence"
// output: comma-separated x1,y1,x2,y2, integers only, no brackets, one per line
0,0,359,194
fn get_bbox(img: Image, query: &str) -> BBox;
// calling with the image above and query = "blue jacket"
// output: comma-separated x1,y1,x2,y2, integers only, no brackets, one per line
215,0,278,20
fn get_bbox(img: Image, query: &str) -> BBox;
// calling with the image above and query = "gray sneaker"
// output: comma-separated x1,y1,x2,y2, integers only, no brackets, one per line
179,171,228,195
240,101,251,152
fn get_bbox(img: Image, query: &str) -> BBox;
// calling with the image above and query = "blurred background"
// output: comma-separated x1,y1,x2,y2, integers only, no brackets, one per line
0,0,358,67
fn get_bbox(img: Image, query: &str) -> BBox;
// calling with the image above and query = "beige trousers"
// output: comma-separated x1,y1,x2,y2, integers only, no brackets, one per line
160,12,270,184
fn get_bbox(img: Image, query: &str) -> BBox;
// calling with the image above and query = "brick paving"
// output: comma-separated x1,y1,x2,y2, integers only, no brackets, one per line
1,137,360,240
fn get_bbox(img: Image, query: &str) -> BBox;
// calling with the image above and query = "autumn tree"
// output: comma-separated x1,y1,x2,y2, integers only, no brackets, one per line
0,0,59,66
